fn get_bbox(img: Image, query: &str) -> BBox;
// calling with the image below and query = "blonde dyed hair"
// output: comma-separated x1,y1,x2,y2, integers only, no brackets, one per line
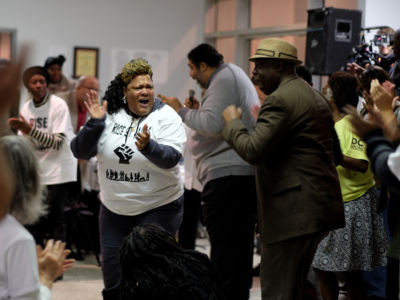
121,58,153,85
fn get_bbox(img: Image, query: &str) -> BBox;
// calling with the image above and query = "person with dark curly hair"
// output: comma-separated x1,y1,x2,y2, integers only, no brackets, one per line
70,58,186,298
116,223,225,300
312,71,388,299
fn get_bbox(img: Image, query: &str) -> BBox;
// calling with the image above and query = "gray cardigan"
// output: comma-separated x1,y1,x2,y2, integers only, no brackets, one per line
179,63,259,185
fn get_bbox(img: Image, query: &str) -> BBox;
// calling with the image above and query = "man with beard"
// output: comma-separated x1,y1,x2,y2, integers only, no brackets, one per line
159,43,259,300
221,38,345,300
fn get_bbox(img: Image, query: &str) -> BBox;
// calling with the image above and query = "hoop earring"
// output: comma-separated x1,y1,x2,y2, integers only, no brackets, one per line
122,96,127,104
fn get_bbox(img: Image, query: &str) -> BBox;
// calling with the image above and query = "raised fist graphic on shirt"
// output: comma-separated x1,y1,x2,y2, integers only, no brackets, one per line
114,144,134,164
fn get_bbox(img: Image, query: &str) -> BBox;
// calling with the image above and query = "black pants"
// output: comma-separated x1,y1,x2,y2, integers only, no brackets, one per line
178,188,202,249
27,182,72,245
201,175,257,300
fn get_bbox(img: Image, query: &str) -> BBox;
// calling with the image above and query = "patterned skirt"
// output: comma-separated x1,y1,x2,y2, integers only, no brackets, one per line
312,187,388,271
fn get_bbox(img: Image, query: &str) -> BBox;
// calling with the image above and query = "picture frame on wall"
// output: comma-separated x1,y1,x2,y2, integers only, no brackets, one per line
73,47,99,78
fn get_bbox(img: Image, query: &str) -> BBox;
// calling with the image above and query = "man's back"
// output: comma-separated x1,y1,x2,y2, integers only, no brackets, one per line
186,63,259,185
254,75,344,243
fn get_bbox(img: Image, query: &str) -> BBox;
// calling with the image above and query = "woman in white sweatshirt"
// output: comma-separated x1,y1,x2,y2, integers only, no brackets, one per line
71,58,186,297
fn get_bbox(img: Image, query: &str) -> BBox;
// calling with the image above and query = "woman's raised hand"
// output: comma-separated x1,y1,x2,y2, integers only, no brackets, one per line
84,90,107,119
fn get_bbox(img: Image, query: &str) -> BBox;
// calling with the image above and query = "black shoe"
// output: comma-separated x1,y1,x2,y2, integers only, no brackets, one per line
102,287,121,300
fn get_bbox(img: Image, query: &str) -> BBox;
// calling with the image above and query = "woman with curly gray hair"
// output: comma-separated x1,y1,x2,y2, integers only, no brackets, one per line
71,58,186,297
2,135,43,224
0,135,73,300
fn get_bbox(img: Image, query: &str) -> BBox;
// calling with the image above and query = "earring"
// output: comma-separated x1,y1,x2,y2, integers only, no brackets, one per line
122,96,127,104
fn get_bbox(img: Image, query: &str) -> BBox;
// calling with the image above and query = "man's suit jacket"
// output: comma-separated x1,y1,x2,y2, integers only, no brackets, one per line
222,75,344,244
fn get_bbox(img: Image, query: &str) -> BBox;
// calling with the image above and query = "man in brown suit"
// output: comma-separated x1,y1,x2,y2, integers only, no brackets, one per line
221,38,345,300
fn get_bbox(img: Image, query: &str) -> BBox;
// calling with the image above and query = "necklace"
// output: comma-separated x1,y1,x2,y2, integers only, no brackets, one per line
123,117,142,145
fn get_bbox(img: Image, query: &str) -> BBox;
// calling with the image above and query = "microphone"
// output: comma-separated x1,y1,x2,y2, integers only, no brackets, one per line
188,89,195,105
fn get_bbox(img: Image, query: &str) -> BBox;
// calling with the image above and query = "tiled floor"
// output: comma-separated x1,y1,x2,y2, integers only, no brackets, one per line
52,236,262,300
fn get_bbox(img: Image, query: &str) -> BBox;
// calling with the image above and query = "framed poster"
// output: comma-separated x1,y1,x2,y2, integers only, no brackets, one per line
73,47,99,78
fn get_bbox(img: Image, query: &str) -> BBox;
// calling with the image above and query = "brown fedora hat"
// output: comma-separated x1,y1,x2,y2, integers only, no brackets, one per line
249,38,302,64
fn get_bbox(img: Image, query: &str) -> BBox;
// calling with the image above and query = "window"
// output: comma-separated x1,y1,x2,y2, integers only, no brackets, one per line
204,0,358,88
204,0,308,74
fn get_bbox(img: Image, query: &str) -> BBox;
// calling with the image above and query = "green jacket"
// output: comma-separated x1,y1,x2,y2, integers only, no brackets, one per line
222,75,345,244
